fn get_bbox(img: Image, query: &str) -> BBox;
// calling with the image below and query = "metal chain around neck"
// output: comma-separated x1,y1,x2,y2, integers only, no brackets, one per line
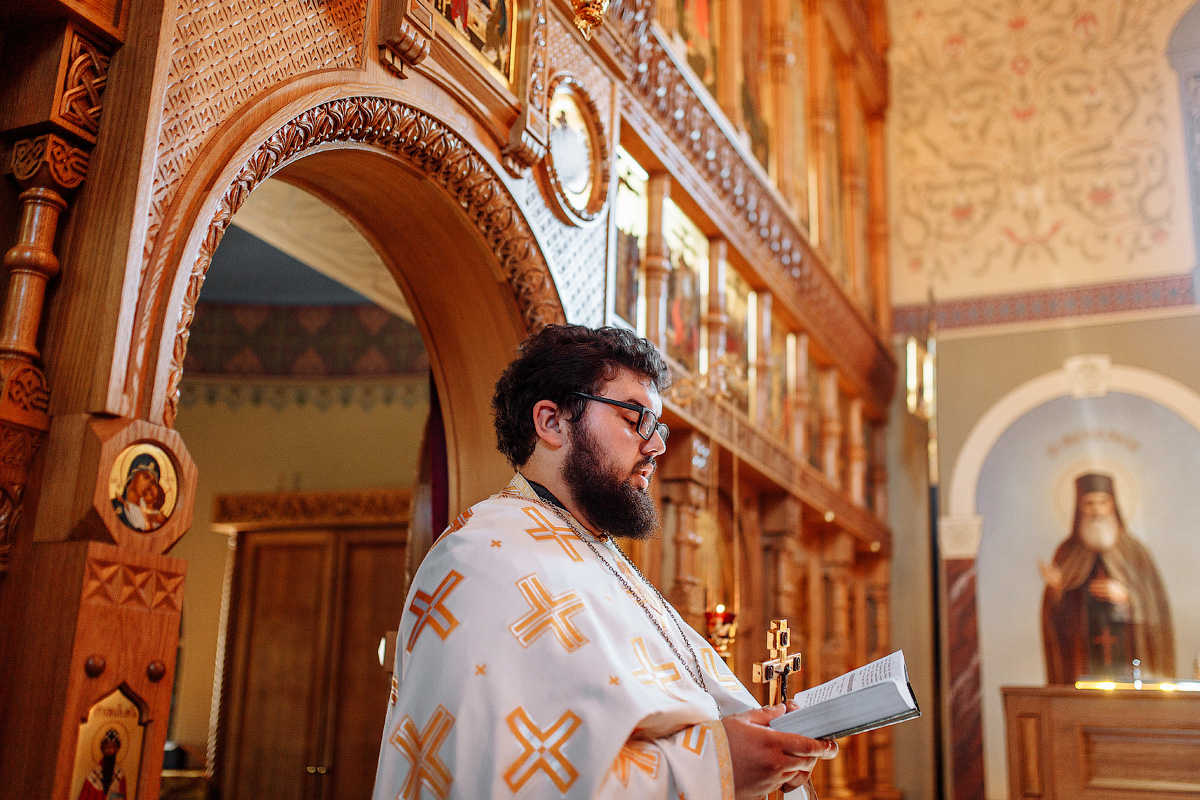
518,485,709,694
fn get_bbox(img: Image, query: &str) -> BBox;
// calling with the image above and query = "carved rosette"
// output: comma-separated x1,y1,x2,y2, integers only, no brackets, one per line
162,96,565,426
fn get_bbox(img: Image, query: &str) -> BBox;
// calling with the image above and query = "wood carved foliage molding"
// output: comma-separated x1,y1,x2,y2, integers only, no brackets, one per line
214,488,412,526
162,97,565,426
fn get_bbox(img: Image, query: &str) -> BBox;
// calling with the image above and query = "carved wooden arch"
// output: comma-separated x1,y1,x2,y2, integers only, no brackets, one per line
158,95,567,428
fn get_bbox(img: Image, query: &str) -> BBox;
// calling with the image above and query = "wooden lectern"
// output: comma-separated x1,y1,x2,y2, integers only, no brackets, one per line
1002,685,1200,799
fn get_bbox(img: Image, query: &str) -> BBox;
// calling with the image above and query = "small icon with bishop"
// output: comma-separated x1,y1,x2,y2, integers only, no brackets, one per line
753,619,802,706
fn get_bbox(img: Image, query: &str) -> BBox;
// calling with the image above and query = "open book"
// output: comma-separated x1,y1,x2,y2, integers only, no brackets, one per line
768,650,920,740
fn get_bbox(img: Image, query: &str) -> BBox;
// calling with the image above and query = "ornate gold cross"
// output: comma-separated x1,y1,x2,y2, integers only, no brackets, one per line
752,619,802,706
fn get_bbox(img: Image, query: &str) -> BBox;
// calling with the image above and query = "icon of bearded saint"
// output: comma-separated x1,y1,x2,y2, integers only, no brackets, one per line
1040,473,1176,684
78,728,127,800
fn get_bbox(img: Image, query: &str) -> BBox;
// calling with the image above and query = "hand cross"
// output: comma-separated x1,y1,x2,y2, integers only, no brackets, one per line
752,619,802,706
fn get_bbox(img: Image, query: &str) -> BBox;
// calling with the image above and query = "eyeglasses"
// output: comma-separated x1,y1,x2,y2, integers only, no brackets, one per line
569,391,669,443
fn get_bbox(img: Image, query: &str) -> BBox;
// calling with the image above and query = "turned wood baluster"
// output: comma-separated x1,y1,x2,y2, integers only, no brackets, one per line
0,135,87,572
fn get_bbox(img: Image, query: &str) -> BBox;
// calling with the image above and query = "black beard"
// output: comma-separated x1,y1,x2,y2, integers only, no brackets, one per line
100,753,116,791
562,419,659,540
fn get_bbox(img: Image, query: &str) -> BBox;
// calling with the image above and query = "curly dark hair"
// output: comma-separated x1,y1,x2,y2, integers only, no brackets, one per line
492,325,671,467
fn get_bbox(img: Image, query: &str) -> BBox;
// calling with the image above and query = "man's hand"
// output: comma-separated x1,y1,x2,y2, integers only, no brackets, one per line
1038,559,1063,594
1088,577,1130,606
722,703,838,800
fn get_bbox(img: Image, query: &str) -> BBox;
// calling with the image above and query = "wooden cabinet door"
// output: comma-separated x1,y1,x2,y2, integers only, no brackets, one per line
221,531,336,800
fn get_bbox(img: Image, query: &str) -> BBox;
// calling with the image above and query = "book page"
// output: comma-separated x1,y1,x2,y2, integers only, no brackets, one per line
790,651,905,708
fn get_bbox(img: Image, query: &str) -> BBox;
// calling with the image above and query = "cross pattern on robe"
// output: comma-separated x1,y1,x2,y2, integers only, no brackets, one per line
406,570,464,653
630,636,686,701
610,742,661,786
503,707,582,793
753,619,802,706
522,506,584,562
391,704,455,800
681,723,710,756
701,648,742,690
509,574,589,651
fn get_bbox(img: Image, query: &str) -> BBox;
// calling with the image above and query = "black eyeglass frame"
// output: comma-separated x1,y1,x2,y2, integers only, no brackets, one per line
568,391,669,443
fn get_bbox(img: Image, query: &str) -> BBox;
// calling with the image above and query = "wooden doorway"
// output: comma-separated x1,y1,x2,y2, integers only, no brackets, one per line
208,488,411,800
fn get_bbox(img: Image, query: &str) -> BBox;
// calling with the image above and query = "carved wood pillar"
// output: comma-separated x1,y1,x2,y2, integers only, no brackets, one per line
660,431,712,631
793,333,810,462
867,113,891,335
761,494,802,639
821,531,855,799
714,0,744,129
837,63,864,303
872,424,888,520
807,8,836,255
764,0,800,210
752,291,772,428
819,368,841,487
867,558,903,800
644,174,671,352
847,397,866,505
704,238,728,392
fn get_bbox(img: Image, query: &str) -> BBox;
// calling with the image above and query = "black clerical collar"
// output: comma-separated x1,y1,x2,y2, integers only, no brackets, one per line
525,479,567,511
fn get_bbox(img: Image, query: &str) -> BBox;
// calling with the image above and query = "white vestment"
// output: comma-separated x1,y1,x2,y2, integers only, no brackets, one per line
372,474,759,799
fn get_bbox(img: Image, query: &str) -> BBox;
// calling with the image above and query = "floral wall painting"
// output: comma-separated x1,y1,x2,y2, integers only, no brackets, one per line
889,0,1197,305
953,362,1200,799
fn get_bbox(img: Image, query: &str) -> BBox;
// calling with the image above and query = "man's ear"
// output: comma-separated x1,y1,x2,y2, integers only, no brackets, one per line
532,399,568,449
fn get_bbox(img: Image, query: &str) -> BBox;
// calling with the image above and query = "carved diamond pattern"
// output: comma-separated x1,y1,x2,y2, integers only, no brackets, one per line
83,558,185,613
144,0,366,274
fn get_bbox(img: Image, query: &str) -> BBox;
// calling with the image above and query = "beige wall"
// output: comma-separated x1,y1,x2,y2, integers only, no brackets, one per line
167,378,430,760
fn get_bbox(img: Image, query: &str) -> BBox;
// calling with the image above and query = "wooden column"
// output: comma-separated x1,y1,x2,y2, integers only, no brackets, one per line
659,431,712,631
847,397,866,505
714,0,744,130
644,174,672,352
838,63,865,303
793,333,811,462
819,368,841,487
868,559,903,800
822,531,855,799
761,495,804,656
807,10,836,254
752,291,772,428
867,113,892,335
705,238,729,392
764,0,800,210
872,424,888,520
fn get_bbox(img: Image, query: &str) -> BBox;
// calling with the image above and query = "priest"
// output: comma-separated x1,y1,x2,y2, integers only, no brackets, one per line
372,325,837,799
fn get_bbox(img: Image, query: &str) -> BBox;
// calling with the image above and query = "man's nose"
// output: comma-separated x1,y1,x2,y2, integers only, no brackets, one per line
642,428,666,457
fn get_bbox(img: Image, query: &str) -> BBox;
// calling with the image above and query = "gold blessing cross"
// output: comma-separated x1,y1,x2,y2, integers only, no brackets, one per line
752,619,802,706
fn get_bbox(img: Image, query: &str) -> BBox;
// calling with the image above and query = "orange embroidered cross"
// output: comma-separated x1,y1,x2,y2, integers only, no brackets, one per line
701,648,742,689
406,570,464,653
443,509,473,535
390,704,455,800
503,707,581,792
681,723,710,756
610,742,660,786
522,506,584,561
509,574,588,652
630,637,685,701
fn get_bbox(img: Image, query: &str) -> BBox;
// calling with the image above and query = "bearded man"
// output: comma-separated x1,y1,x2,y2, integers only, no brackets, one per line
373,325,836,800
1040,472,1175,684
